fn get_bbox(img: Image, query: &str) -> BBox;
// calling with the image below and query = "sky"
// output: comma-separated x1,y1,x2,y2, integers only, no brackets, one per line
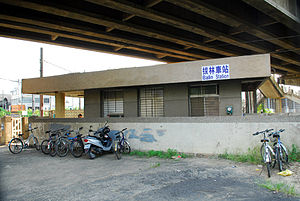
0,36,164,94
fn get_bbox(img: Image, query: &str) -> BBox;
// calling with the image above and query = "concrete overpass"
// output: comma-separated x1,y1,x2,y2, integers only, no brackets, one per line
0,0,299,82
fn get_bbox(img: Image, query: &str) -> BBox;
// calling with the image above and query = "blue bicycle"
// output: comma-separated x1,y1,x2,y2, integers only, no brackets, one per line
269,129,289,172
114,128,131,160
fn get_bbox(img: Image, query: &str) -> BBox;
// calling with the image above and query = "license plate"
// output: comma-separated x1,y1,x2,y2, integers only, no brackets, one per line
84,144,91,149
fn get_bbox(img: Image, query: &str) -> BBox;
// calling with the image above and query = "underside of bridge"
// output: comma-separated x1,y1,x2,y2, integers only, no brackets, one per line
0,0,299,84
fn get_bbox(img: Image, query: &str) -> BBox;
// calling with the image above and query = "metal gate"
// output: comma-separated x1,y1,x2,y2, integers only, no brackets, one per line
12,117,22,138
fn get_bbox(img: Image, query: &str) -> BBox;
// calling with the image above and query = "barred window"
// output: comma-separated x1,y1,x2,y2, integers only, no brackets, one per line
139,87,164,117
44,98,50,104
190,85,219,116
103,90,124,117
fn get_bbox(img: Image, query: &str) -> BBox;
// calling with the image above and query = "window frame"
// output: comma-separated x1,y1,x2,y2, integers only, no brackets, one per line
138,87,164,117
189,84,219,116
102,89,124,117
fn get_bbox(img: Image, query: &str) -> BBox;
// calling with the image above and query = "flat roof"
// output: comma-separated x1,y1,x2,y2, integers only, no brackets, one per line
22,54,270,95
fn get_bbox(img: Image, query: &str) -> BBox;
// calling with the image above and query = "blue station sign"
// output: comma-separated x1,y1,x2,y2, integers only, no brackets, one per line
202,64,230,81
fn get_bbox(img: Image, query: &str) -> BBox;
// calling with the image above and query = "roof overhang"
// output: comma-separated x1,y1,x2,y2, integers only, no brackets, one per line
22,54,271,95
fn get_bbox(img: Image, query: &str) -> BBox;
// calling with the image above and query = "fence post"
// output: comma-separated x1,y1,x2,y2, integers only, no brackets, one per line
22,117,29,139
0,116,12,145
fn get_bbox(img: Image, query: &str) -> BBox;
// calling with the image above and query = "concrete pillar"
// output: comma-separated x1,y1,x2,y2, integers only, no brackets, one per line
0,116,12,144
253,90,257,113
55,92,65,118
22,117,29,139
275,98,282,113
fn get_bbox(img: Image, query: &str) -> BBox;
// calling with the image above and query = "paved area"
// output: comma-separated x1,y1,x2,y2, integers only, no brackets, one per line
0,147,299,201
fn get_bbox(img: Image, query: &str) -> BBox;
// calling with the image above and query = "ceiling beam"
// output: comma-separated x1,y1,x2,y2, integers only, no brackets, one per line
0,22,197,61
0,0,237,57
164,0,300,66
0,14,211,60
108,0,162,32
242,0,300,34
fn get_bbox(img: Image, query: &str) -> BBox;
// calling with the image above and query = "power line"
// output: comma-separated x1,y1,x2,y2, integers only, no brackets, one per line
0,77,19,83
43,60,73,73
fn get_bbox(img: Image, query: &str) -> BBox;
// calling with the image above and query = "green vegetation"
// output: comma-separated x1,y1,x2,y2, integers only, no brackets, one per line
129,148,187,159
257,103,272,113
219,144,300,164
19,108,40,117
289,144,300,162
258,181,299,197
218,147,262,164
0,107,11,118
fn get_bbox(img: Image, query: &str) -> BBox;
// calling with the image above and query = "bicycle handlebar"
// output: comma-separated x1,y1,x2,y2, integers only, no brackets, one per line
252,128,273,136
268,129,285,137
26,127,38,132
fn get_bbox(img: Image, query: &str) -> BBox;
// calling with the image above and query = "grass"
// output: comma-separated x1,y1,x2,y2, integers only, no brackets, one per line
258,181,299,197
218,147,262,164
289,144,300,162
129,148,187,159
218,144,300,164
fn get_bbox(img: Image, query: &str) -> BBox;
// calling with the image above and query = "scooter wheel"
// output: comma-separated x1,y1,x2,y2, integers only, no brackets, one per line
88,147,96,159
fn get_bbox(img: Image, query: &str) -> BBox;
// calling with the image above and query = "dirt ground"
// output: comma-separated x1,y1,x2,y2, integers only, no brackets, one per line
0,146,299,201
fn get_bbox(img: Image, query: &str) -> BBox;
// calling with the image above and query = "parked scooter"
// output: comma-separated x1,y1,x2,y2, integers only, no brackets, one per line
83,122,116,159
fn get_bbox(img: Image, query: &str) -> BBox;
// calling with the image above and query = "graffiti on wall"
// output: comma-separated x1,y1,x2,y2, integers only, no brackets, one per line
124,128,167,143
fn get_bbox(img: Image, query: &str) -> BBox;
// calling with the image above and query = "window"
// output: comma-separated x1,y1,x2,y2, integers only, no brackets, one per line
103,90,123,117
44,98,50,103
189,85,219,116
139,87,164,117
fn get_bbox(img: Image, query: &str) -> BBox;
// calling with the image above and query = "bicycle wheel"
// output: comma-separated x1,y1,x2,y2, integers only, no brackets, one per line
276,147,283,172
49,141,57,157
70,140,84,158
122,140,131,154
266,162,271,178
56,138,69,157
33,137,40,151
114,141,122,160
280,144,289,164
8,138,23,154
260,144,267,163
41,139,50,155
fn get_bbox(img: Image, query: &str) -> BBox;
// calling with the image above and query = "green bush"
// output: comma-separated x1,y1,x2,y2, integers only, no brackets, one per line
289,144,300,162
0,107,11,118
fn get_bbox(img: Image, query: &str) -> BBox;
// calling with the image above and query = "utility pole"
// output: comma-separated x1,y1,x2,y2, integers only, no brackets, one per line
40,47,44,117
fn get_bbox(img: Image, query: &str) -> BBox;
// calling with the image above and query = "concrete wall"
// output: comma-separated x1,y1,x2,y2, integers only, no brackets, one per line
83,81,242,118
219,80,242,116
84,89,101,118
124,88,138,117
164,84,189,117
29,115,300,154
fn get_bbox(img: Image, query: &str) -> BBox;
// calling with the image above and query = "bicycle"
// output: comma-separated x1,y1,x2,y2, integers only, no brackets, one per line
114,128,129,159
41,129,60,155
69,127,85,158
8,127,40,154
269,129,288,172
58,127,84,157
54,129,71,157
253,128,274,177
